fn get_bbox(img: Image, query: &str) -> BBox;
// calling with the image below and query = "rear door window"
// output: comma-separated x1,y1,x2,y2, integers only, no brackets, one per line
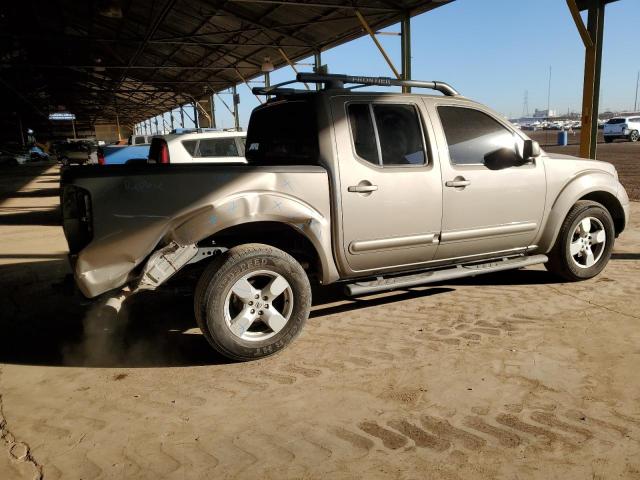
347,103,427,167
373,104,426,166
347,104,378,165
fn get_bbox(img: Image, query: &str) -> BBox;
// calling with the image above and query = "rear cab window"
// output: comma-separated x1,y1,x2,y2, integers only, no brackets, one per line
246,99,319,165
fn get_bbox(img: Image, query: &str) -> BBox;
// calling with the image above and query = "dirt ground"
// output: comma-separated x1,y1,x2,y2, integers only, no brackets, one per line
1,163,639,480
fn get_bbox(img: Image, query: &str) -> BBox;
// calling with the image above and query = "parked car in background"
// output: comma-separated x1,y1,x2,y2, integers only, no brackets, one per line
61,73,629,361
148,130,246,164
0,143,49,165
603,117,640,143
57,141,92,165
98,135,154,165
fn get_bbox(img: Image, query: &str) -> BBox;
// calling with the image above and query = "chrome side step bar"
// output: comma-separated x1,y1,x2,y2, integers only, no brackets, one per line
344,254,548,297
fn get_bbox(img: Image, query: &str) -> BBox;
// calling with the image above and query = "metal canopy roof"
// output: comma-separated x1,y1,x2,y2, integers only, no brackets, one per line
0,0,452,130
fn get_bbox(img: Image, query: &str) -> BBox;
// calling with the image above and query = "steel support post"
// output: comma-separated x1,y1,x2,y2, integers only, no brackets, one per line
233,85,240,131
210,94,216,129
571,0,605,159
180,105,185,128
401,13,411,93
264,72,271,99
115,112,122,140
314,51,322,91
193,103,199,128
154,116,159,134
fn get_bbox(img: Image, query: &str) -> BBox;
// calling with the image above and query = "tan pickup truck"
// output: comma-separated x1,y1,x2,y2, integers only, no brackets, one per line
61,73,630,361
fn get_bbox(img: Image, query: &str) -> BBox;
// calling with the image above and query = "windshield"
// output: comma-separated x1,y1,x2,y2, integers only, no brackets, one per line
245,99,318,165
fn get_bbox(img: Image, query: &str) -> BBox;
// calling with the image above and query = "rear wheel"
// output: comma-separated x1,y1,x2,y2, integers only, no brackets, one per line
629,130,639,142
545,200,614,281
604,136,614,144
194,243,311,361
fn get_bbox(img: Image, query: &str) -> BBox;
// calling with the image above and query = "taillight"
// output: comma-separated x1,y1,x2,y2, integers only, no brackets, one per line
62,185,93,253
159,142,169,164
97,150,105,165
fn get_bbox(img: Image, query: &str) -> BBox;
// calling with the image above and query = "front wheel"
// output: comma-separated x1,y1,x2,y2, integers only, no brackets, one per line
194,243,311,361
545,200,615,281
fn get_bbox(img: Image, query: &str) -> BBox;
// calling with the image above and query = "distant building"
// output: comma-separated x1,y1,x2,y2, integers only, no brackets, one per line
533,109,557,118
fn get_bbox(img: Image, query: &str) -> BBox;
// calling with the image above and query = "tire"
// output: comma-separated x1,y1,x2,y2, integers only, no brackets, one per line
194,243,311,361
61,157,70,166
545,200,615,281
604,137,613,144
629,130,639,142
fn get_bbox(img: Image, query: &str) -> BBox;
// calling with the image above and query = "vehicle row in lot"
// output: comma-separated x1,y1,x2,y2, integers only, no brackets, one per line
61,73,629,362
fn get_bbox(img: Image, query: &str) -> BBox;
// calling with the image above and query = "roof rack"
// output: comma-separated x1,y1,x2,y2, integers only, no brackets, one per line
251,73,460,97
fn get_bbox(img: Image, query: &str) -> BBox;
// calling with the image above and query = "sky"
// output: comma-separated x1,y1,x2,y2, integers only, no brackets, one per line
139,0,640,132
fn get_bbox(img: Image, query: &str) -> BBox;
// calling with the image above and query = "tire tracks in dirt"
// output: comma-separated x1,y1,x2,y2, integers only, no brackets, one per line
340,405,639,461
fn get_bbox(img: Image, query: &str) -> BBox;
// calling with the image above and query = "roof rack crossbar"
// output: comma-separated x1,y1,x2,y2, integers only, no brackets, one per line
298,72,460,96
251,79,300,96
251,73,460,97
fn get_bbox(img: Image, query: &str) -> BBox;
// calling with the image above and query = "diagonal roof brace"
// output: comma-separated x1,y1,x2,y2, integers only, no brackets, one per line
567,0,594,48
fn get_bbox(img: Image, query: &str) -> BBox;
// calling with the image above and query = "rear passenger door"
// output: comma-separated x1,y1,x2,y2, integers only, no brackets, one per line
332,97,442,273
432,104,546,260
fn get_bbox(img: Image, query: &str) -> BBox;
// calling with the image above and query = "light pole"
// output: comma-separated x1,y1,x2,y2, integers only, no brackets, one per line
635,70,639,112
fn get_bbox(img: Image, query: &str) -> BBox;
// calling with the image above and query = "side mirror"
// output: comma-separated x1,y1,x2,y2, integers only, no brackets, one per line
522,139,540,160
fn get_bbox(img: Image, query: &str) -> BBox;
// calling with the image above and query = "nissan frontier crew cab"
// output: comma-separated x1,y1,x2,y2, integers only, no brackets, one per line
61,73,630,361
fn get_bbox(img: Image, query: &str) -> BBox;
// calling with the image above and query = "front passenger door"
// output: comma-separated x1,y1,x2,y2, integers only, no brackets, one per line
434,105,546,260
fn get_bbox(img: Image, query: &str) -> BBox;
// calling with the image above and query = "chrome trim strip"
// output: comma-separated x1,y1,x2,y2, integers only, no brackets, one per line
350,233,437,254
441,222,538,243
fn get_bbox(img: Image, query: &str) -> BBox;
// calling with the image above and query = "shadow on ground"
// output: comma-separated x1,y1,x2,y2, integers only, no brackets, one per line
0,206,61,226
0,257,573,369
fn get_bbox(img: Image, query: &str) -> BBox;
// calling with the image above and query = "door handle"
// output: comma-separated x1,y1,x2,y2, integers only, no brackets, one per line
445,178,471,188
348,184,378,193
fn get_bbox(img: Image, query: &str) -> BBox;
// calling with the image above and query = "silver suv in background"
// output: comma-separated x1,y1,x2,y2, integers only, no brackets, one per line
603,116,640,143
148,131,247,164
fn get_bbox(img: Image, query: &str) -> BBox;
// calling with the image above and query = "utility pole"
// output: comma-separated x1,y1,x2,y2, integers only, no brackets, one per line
635,70,639,112
547,66,552,118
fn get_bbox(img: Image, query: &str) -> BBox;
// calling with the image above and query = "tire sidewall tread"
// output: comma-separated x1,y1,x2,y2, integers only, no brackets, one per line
194,243,311,361
546,200,614,281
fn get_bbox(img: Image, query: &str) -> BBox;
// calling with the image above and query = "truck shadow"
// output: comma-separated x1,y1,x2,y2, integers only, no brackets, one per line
0,259,566,369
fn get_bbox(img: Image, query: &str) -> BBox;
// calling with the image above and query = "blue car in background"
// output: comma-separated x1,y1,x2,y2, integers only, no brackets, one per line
98,135,153,165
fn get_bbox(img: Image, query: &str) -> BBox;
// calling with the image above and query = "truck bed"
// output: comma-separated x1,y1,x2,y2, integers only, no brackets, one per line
61,164,332,297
